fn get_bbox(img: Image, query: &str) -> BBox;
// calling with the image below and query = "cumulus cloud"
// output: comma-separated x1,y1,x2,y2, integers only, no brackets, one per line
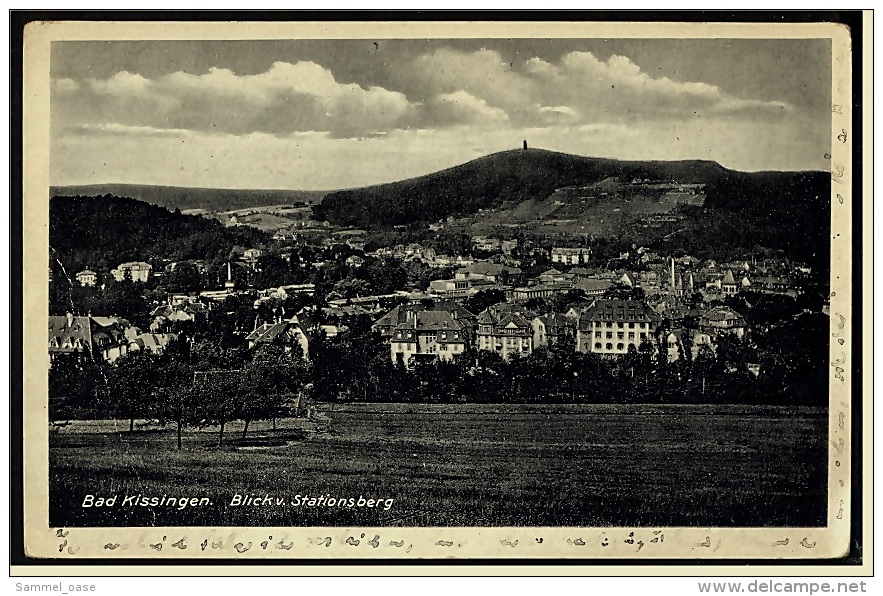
406,48,790,126
427,90,509,125
54,61,417,139
51,49,791,143
87,71,153,96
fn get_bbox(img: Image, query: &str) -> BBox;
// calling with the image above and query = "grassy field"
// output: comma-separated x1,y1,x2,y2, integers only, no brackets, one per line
49,404,828,528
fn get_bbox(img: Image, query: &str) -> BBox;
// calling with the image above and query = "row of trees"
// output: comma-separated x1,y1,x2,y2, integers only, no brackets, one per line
50,343,311,448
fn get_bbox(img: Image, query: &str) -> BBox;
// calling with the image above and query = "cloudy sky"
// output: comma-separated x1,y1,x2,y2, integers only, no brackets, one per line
50,38,831,190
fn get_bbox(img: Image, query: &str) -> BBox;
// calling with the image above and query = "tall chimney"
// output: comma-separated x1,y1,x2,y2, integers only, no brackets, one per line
670,257,675,290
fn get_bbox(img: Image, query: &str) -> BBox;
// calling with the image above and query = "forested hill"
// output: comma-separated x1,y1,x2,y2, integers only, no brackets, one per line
51,184,327,212
312,148,830,273
312,148,731,227
50,195,270,274
655,168,830,276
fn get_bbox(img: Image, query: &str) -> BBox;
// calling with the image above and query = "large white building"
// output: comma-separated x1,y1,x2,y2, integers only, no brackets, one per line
76,270,97,287
576,299,661,355
111,261,153,283
551,247,591,266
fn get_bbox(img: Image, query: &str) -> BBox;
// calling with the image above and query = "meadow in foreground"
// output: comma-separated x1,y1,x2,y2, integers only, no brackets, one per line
49,403,827,528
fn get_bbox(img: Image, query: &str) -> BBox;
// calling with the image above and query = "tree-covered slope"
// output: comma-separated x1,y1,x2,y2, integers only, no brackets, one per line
49,194,271,274
51,184,327,212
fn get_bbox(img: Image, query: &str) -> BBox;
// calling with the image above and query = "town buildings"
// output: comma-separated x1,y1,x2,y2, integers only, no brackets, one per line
52,207,807,384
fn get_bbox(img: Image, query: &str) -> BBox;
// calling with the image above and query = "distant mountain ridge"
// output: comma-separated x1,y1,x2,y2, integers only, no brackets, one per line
51,184,327,213
311,148,780,227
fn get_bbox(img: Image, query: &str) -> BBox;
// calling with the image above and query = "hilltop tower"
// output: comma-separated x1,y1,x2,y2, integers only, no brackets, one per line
523,140,528,150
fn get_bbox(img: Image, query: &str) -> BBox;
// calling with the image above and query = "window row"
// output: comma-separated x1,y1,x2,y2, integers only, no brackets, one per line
594,331,647,340
594,342,627,351
595,321,647,329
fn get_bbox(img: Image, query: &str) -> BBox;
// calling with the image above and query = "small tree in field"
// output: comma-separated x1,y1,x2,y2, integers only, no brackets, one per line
105,352,158,432
154,360,196,450
236,344,311,440
192,369,240,446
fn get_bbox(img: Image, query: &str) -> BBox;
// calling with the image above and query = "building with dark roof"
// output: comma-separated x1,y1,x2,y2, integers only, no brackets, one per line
573,277,614,297
429,276,495,298
372,301,476,337
476,303,536,361
389,308,468,368
532,313,575,349
749,275,798,296
506,283,571,302
245,318,310,359
455,261,521,284
129,332,177,356
698,306,747,339
576,299,661,355
49,314,131,363
721,269,739,296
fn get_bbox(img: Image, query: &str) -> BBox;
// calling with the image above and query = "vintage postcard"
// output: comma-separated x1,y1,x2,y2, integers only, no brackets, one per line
18,16,866,568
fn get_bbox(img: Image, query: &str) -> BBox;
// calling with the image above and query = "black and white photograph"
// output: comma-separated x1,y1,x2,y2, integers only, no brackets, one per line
18,17,861,561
